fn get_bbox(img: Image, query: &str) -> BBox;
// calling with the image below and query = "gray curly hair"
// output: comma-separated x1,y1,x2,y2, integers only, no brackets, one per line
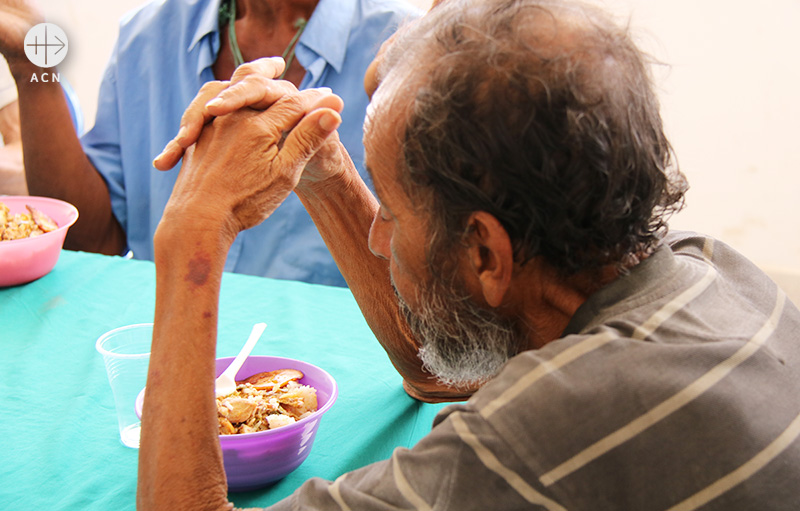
378,0,687,277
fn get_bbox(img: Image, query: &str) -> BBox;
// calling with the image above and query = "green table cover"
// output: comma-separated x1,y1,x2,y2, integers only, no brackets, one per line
0,250,446,509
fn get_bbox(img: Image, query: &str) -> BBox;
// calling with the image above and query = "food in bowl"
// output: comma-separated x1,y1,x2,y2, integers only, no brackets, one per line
217,369,318,435
0,201,59,240
216,356,337,491
0,196,79,288
134,355,338,491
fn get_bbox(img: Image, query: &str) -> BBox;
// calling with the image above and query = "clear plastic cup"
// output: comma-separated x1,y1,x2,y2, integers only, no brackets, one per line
96,323,152,448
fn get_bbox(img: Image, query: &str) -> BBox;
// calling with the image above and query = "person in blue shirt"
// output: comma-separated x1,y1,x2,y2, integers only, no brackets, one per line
0,0,420,286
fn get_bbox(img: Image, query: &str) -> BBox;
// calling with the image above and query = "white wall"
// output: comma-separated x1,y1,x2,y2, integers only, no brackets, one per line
38,0,800,277
36,0,145,125
595,0,800,279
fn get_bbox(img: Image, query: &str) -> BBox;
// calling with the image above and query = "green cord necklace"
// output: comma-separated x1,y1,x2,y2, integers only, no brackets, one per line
218,0,307,80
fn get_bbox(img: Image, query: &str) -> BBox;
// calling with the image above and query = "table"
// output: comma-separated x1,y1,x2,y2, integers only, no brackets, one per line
0,250,447,509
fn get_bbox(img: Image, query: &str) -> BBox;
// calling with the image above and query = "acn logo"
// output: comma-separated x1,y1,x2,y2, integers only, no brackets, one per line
24,23,68,68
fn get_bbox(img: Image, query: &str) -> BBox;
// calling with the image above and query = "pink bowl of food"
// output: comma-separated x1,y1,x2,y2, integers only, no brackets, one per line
0,196,79,287
136,355,338,492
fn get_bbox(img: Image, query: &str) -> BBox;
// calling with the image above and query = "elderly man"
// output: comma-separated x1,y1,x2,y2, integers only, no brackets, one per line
139,0,800,508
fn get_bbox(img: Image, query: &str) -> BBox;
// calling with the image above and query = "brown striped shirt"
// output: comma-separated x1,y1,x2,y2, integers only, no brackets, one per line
267,232,800,510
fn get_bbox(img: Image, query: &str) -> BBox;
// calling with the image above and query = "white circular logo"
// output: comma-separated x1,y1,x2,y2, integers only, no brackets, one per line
24,23,69,68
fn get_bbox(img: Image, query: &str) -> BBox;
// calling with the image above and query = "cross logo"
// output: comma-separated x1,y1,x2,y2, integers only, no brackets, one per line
24,23,68,68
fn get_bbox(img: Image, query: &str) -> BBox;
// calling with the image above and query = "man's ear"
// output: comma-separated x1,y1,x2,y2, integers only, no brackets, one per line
464,211,513,308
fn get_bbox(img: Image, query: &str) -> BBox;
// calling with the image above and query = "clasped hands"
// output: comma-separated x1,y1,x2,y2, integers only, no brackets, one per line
154,57,345,237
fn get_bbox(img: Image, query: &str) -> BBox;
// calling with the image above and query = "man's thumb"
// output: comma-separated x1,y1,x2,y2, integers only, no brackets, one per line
282,108,342,163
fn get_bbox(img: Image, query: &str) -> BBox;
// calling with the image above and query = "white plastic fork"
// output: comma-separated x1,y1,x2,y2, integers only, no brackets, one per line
215,322,267,398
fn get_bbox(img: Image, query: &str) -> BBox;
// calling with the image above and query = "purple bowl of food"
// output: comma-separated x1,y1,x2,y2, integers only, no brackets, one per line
136,355,337,491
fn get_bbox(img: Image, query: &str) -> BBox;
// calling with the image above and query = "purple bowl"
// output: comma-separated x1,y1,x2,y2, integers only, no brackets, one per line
136,355,337,491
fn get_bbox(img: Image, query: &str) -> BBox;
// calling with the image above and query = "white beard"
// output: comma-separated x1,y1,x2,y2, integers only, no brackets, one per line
395,275,520,389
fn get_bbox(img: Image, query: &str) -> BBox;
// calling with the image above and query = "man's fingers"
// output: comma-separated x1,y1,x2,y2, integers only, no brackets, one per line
310,93,345,115
205,57,291,115
251,88,341,140
177,81,230,147
154,58,292,171
153,140,184,170
155,87,341,172
205,77,298,116
279,107,343,168
152,81,229,170
232,57,286,82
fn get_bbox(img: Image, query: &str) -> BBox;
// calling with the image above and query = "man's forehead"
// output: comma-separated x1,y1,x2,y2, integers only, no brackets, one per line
366,70,405,124
364,77,410,199
364,71,409,153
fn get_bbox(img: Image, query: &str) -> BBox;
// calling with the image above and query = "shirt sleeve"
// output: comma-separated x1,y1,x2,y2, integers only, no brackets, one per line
80,45,129,233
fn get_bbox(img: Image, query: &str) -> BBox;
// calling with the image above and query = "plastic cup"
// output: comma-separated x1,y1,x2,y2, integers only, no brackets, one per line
96,323,152,448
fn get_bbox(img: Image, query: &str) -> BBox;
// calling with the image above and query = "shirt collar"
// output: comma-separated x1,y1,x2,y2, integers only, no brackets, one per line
186,0,354,78
561,243,679,336
297,0,355,74
189,0,223,53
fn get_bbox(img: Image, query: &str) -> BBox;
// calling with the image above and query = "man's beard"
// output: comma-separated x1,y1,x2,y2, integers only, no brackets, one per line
394,268,521,390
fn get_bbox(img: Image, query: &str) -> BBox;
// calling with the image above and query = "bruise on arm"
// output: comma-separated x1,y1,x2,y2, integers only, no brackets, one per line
185,252,212,286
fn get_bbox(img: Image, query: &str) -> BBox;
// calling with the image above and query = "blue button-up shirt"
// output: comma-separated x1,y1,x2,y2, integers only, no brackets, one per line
83,0,420,286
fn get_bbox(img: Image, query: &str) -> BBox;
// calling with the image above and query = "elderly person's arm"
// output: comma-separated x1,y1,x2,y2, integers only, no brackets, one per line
294,141,472,402
138,90,342,510
154,59,475,403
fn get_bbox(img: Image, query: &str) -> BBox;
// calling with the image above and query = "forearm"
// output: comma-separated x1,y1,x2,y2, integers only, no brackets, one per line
297,152,472,402
137,217,235,511
9,61,125,254
138,93,347,506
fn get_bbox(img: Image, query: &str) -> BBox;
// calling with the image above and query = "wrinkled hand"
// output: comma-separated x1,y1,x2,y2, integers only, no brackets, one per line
0,0,44,69
163,87,344,239
153,57,302,171
153,57,350,190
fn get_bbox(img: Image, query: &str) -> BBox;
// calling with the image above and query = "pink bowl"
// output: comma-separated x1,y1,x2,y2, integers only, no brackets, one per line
136,355,338,492
0,196,79,287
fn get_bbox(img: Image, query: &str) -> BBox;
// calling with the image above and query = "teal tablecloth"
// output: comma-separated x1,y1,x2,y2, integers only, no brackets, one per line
0,250,446,509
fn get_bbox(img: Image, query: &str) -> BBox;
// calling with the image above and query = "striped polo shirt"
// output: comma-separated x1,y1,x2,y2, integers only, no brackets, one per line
268,231,800,510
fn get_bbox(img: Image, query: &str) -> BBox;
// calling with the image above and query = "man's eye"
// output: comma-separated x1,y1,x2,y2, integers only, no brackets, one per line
379,205,391,221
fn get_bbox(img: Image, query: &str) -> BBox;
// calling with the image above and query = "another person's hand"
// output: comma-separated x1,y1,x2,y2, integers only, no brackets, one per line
0,0,44,72
161,87,344,239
